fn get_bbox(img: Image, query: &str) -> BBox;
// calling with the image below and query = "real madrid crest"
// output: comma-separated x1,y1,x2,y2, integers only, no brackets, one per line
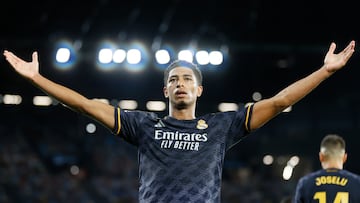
196,119,208,130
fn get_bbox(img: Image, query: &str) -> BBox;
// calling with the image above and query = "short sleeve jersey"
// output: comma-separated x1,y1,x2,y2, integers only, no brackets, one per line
112,104,253,203
294,168,360,203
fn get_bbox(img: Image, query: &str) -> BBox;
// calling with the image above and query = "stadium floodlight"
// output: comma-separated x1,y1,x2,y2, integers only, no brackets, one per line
113,49,126,63
98,48,113,64
195,50,210,65
127,49,142,64
178,50,193,63
56,48,71,63
209,51,223,65
155,49,171,64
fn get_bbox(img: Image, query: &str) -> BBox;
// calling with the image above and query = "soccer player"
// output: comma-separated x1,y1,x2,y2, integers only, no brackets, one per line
3,40,355,203
294,134,360,203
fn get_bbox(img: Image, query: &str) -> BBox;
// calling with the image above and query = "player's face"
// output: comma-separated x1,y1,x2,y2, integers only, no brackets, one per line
163,67,203,109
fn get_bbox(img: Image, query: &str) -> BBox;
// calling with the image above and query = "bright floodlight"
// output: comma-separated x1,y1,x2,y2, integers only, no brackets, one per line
195,50,210,65
209,51,223,65
56,48,71,63
155,49,171,64
33,96,53,106
287,156,300,167
127,49,142,64
218,102,238,112
178,50,193,62
119,100,138,110
86,123,96,134
252,92,262,101
70,165,80,175
282,165,293,180
113,49,126,63
146,101,166,111
98,48,113,64
3,94,22,105
263,154,274,165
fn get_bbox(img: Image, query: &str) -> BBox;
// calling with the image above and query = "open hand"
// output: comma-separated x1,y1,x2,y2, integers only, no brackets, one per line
3,50,40,79
324,41,355,73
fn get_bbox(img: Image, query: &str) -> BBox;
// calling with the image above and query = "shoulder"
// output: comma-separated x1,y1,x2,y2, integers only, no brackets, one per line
202,106,249,118
341,170,360,182
198,111,237,124
121,109,160,121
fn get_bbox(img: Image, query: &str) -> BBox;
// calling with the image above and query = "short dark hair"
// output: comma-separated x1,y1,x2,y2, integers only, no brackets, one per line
163,60,203,86
320,134,346,157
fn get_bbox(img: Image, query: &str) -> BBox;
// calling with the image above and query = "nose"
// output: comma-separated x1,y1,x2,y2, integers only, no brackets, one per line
176,78,185,87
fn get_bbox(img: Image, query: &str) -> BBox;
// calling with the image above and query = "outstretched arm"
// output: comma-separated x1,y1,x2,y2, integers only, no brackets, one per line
3,50,116,130
249,40,355,131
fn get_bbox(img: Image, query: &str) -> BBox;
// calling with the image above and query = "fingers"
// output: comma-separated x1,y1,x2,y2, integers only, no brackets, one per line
327,42,336,54
340,41,355,61
3,50,16,58
3,50,11,60
3,50,39,67
344,47,355,61
344,40,355,54
349,40,355,48
32,51,38,63
326,40,355,56
3,50,20,67
326,41,355,63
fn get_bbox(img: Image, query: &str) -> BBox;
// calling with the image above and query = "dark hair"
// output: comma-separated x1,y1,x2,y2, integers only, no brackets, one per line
320,134,346,156
163,60,203,86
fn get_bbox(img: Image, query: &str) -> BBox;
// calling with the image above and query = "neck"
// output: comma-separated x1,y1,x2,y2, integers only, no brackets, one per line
168,105,196,120
322,161,343,170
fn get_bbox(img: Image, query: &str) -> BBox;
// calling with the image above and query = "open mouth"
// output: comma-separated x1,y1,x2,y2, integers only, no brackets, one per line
175,90,187,97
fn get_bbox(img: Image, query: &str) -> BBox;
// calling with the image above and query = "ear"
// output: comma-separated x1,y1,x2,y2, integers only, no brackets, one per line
197,85,203,97
319,152,324,162
343,153,348,164
163,86,169,98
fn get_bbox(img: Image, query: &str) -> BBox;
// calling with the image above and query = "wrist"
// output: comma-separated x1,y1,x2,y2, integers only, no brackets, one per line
321,65,335,78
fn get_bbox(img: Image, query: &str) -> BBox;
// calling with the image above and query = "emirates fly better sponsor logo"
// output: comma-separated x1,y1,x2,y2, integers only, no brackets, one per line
155,130,208,151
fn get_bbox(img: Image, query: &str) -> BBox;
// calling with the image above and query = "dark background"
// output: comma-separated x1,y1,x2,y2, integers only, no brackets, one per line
1,0,360,202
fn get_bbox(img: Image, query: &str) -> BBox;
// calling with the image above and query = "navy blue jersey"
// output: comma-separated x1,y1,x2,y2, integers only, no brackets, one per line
112,104,253,203
294,168,360,203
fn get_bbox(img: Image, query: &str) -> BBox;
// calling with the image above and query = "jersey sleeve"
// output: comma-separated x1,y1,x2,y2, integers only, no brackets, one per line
294,177,305,203
113,107,121,135
225,103,254,150
244,102,254,132
113,108,160,146
112,108,144,146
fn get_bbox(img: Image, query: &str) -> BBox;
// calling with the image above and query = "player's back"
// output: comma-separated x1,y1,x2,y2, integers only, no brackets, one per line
294,168,360,203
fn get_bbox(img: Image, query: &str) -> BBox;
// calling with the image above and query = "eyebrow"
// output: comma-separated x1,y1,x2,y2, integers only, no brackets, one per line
169,74,193,78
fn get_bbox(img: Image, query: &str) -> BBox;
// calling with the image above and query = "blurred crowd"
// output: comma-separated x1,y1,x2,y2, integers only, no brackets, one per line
0,119,297,203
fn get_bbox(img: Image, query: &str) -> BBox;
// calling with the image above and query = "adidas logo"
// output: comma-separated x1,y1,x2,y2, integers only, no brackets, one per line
154,120,165,128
